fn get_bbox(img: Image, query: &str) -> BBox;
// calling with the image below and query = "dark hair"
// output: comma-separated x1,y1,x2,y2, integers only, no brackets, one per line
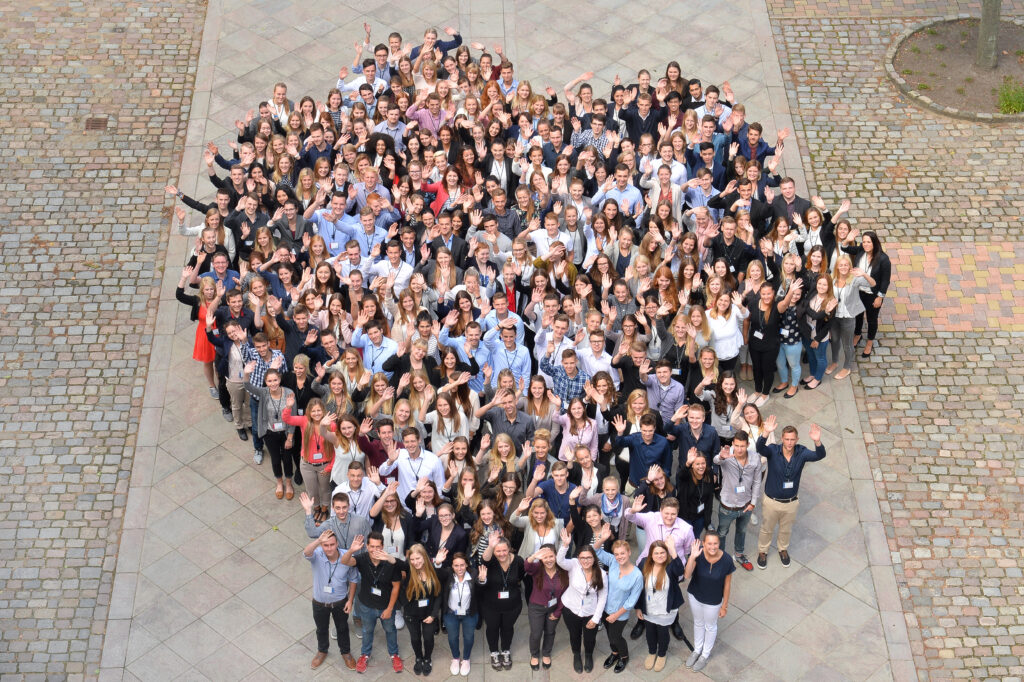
532,543,570,592
574,545,604,591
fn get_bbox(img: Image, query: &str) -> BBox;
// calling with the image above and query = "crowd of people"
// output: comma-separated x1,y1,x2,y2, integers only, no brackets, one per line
168,19,892,677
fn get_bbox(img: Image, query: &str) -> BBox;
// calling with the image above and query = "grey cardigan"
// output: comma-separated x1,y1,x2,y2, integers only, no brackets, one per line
244,382,296,438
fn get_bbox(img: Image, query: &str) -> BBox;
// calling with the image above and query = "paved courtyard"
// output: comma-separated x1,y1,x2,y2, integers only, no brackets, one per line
0,0,1021,680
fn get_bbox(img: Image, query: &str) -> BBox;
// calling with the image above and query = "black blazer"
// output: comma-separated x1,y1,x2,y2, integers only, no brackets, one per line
771,195,812,222
429,236,470,270
796,296,836,344
842,246,892,299
175,286,204,322
416,516,469,566
437,564,481,617
479,155,516,194
707,191,773,236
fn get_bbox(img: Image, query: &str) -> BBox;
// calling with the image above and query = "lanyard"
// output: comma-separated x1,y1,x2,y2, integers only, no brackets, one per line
368,560,385,588
349,488,362,509
267,393,284,420
327,557,341,585
409,455,425,479
361,229,376,256
369,344,385,368
453,578,468,607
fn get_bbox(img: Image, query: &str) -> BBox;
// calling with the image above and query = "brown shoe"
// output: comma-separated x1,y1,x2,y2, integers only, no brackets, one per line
275,487,284,500
343,653,357,670
311,651,327,669
285,483,294,500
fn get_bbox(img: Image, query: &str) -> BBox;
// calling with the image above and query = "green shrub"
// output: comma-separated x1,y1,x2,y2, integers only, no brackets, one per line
998,77,1024,114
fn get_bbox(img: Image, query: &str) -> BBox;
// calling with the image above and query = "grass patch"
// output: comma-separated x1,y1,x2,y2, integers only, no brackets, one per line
935,43,946,51
927,28,938,35
917,83,931,91
998,77,1024,114
910,46,921,54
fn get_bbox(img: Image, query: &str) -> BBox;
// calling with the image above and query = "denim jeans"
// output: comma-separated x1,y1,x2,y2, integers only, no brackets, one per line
802,338,830,381
249,397,263,451
775,342,802,386
359,603,399,657
717,506,752,555
443,611,478,659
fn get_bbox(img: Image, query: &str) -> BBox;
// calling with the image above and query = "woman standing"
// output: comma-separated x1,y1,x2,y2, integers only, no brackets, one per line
847,231,891,358
706,291,749,372
556,528,608,673
396,545,443,676
175,266,219,398
638,540,686,671
772,254,806,399
523,544,569,670
683,532,735,673
243,366,296,499
827,255,876,380
677,450,715,536
282,397,333,515
745,282,784,406
478,535,527,671
595,536,644,674
510,497,563,558
436,551,479,677
797,274,838,390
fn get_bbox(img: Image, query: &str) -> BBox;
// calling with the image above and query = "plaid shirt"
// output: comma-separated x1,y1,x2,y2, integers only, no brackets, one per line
242,346,288,391
540,354,591,409
569,128,612,161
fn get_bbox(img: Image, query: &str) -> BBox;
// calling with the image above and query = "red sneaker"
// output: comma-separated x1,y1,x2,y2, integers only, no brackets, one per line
737,554,754,571
392,654,404,672
356,655,369,673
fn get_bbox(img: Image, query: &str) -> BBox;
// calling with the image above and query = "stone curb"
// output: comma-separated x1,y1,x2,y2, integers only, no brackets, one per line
884,14,1024,123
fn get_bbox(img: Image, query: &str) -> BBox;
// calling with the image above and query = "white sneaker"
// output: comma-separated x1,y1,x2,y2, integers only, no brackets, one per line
331,627,337,640
686,650,701,668
450,659,460,675
460,659,470,676
750,512,759,526
208,386,218,399
253,449,263,465
394,611,405,630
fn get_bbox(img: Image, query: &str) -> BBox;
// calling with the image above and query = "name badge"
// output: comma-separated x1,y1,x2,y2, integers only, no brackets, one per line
735,485,745,494
456,608,466,616
311,451,324,462
291,249,297,255
272,421,284,431
783,481,794,489
296,409,304,416
697,503,705,513
498,591,510,600
418,598,429,607
324,585,334,594
752,330,764,340
330,242,339,250
547,598,557,608
371,587,383,597
212,329,220,336
386,545,398,554
729,265,735,273
244,240,253,246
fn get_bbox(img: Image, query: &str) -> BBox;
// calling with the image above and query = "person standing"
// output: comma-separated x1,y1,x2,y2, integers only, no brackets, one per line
523,544,568,671
304,530,359,670
595,535,644,674
478,535,527,671
394,544,443,676
755,418,825,569
556,529,608,673
683,531,735,672
637,540,686,671
342,532,404,673
712,432,762,571
435,550,479,677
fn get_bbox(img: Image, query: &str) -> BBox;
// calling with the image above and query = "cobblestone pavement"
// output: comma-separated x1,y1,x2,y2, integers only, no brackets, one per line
0,1,205,679
768,6,1024,681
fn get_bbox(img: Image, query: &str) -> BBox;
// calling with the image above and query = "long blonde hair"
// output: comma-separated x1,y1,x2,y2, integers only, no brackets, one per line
404,544,441,600
527,497,555,536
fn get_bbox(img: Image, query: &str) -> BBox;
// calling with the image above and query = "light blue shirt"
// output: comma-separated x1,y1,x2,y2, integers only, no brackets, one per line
307,546,357,604
310,209,361,256
482,328,531,387
479,311,526,347
351,330,398,377
592,184,644,215
438,327,491,394
595,547,644,619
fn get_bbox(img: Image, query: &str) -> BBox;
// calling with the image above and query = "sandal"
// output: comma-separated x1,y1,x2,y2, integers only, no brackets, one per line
284,483,294,500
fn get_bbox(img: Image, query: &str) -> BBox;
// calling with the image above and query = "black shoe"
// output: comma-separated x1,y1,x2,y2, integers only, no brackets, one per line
542,659,552,669
531,659,540,671
413,658,423,675
422,659,432,675
629,620,644,640
671,619,685,641
573,653,583,673
780,549,791,567
604,653,619,669
237,428,248,441
614,656,629,673
584,653,593,672
501,651,512,670
757,552,768,569
292,470,302,486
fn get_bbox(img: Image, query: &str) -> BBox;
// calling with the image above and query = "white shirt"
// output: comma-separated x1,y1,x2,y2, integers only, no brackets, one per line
576,346,619,388
707,305,749,360
527,228,569,260
379,449,446,506
556,545,608,623
370,259,414,293
447,572,474,614
334,480,384,518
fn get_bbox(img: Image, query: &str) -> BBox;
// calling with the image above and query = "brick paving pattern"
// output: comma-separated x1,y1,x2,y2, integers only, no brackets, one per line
768,6,1024,681
0,2,205,679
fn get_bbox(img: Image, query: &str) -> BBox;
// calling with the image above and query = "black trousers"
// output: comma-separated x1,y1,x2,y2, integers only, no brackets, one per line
216,370,232,411
606,618,629,658
718,356,738,372
313,600,350,654
264,431,292,479
482,602,522,652
854,290,881,340
562,608,598,656
645,621,670,657
749,347,777,395
406,610,436,660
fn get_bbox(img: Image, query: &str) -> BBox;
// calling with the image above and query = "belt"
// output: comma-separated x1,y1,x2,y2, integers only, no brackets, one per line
720,503,749,512
306,460,326,466
313,598,344,608
767,495,798,504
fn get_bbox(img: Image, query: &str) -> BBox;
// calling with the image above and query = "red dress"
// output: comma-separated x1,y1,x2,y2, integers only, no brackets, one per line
193,303,216,363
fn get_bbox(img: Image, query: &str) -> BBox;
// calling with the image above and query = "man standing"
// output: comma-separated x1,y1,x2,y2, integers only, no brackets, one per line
304,530,359,670
755,417,825,569
342,532,404,673
713,432,762,572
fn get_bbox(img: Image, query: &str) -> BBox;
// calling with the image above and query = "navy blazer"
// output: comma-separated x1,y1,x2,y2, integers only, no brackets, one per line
637,555,687,612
